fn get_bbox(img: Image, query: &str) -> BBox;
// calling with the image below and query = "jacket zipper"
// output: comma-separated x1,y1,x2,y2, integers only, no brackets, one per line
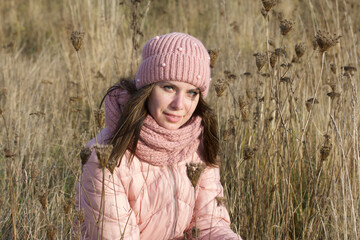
167,166,178,239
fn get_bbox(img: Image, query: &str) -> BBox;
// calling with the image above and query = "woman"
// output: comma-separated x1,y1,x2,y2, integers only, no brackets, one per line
76,32,241,240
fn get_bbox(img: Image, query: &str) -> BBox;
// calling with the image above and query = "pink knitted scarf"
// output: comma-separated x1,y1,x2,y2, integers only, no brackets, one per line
104,87,202,166
136,115,202,166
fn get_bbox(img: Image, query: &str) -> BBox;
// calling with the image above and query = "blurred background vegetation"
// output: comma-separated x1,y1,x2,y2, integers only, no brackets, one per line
0,0,359,239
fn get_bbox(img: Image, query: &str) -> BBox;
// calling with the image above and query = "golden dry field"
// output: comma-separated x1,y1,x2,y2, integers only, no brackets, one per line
1,0,360,239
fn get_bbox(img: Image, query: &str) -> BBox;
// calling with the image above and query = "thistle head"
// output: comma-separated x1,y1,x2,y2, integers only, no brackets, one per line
186,162,206,187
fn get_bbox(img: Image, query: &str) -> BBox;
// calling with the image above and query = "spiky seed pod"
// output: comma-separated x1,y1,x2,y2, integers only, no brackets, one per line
268,39,275,48
274,48,287,57
246,88,255,100
106,157,118,174
215,196,227,207
315,30,341,53
192,227,200,239
280,77,291,83
320,145,332,161
95,144,113,169
4,147,15,158
70,31,85,51
253,53,267,71
295,43,306,58
186,162,206,188
280,19,294,36
63,198,74,214
208,49,219,68
47,225,56,240
77,209,85,223
80,147,92,165
243,147,256,160
94,109,104,128
327,91,340,100
241,108,250,121
261,8,268,18
38,191,47,210
342,65,357,76
305,98,319,112
270,51,277,68
214,79,227,97
330,63,337,74
69,96,83,102
222,128,234,141
238,95,248,110
243,72,252,77
262,0,277,11
224,70,237,83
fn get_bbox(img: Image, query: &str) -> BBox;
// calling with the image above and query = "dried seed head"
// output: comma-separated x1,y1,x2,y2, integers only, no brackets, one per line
243,72,252,77
76,209,85,223
241,108,250,122
246,88,255,100
80,147,92,165
38,191,47,210
208,49,219,68
106,156,118,174
274,48,287,57
228,116,236,128
214,79,227,97
270,51,277,68
253,52,267,71
327,91,340,100
230,21,240,33
320,135,332,161
192,227,200,239
280,19,294,36
315,30,341,53
215,196,227,207
342,65,357,76
268,39,275,48
261,8,268,18
3,147,15,158
94,109,104,128
70,31,85,51
330,63,336,74
262,0,277,11
95,144,113,169
224,70,237,83
305,98,319,112
222,128,234,141
69,96,83,102
47,225,56,240
238,95,249,110
280,77,291,83
295,42,306,58
63,198,74,214
186,162,206,187
243,147,256,160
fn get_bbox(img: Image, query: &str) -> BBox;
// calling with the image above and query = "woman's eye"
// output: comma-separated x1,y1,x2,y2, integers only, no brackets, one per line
163,86,174,91
188,91,199,97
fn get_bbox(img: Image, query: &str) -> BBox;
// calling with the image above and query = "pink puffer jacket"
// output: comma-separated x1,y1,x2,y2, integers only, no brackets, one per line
75,88,241,239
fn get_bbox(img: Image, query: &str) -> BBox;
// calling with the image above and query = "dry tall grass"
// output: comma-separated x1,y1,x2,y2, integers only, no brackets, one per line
1,0,359,239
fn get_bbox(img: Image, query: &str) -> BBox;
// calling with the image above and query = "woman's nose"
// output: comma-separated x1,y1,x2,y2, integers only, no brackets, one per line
170,94,185,110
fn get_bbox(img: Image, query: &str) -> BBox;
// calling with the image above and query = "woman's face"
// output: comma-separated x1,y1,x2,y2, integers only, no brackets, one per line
147,81,200,130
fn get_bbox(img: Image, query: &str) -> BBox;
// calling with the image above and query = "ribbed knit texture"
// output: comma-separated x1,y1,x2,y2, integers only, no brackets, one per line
135,32,211,97
104,87,202,166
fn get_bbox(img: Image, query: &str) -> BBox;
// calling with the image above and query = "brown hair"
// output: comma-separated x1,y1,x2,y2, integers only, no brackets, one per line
102,78,219,167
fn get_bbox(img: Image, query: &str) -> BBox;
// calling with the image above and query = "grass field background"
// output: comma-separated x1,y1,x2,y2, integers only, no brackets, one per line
1,0,359,239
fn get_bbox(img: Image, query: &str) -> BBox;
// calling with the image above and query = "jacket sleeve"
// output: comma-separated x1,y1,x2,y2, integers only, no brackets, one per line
189,167,242,240
75,149,140,240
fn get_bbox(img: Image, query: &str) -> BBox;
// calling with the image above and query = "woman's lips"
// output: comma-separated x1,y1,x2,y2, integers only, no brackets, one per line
164,113,182,123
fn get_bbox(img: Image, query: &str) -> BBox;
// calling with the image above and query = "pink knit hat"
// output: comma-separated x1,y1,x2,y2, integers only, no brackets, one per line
135,32,211,97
